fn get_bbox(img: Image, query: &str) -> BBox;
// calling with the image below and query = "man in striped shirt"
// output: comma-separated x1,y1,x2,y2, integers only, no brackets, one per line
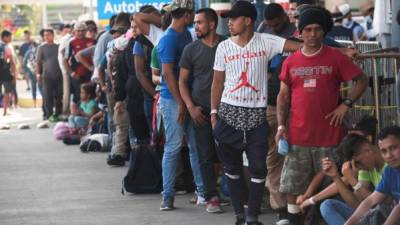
210,1,303,225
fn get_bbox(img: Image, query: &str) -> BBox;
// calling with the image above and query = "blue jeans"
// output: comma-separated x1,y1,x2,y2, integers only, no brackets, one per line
158,97,204,199
320,199,355,225
25,67,41,100
68,115,89,128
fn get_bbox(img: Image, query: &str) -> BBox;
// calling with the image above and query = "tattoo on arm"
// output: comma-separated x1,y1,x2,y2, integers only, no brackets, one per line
277,83,290,126
277,99,289,126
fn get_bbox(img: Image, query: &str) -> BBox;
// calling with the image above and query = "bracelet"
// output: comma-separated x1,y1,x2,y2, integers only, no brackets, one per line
309,197,316,205
210,109,218,115
277,125,286,131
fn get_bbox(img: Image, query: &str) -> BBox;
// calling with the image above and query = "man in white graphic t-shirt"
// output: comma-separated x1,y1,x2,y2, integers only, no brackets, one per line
210,1,303,225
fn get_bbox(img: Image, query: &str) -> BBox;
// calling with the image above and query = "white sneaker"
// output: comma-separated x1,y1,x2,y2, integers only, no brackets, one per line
196,195,207,205
276,219,290,225
37,121,50,129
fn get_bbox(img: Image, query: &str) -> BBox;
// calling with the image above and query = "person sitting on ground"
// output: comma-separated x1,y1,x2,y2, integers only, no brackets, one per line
299,115,379,211
86,85,108,135
68,82,98,135
345,126,400,225
310,134,386,225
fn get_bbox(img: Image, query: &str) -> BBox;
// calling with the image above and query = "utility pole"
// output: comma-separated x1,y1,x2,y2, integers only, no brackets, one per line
90,0,94,20
392,0,400,48
42,4,47,28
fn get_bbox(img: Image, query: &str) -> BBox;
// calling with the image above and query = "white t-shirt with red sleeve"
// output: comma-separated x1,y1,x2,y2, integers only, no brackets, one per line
213,32,286,108
280,45,363,147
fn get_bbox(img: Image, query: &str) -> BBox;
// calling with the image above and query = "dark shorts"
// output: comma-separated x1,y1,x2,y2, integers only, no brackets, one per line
0,80,13,93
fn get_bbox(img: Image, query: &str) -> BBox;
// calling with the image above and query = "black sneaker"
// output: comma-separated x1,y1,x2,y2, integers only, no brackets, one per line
246,222,263,225
160,197,175,211
107,154,125,166
235,218,245,225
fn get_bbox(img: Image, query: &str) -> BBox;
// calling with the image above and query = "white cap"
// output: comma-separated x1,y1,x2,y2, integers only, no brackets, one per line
338,3,351,16
114,36,129,51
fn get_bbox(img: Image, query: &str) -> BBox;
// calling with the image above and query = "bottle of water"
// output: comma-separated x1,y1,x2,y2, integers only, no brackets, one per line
278,138,289,156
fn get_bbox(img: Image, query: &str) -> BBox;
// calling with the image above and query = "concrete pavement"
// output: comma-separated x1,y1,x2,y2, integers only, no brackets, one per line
0,81,278,225
0,126,277,225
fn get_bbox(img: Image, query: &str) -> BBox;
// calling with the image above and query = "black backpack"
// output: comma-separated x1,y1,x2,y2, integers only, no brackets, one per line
122,144,162,194
0,43,12,82
111,38,142,100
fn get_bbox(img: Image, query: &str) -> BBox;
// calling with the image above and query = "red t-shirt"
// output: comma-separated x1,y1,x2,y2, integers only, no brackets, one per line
69,37,95,77
280,45,362,147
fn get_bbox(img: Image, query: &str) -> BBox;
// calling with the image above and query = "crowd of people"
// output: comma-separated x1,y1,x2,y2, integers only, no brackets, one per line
0,0,399,225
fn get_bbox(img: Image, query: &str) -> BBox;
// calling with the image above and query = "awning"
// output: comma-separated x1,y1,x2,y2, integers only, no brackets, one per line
0,0,90,5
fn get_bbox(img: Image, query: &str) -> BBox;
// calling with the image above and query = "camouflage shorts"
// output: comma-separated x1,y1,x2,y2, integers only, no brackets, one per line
279,145,337,195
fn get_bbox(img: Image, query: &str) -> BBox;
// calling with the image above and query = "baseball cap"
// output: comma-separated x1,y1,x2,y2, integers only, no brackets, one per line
74,21,87,31
338,3,351,16
162,0,194,12
221,0,257,21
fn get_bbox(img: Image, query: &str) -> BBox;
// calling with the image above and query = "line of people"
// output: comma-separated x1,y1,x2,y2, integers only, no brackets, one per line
1,0,399,225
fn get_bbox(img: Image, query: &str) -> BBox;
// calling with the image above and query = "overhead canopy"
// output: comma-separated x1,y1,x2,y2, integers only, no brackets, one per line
0,0,94,5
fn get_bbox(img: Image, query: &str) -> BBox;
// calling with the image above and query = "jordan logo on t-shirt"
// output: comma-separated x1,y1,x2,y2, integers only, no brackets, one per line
230,62,258,93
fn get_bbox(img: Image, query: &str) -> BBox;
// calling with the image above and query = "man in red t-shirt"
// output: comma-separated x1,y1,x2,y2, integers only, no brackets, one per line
64,21,96,113
275,9,368,225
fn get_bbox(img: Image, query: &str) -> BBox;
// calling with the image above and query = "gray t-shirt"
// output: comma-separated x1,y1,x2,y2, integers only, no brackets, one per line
37,43,62,79
79,45,96,58
93,31,113,67
179,36,225,108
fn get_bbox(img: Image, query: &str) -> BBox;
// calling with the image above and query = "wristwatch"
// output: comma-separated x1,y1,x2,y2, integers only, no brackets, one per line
342,98,353,108
352,181,362,191
210,109,218,115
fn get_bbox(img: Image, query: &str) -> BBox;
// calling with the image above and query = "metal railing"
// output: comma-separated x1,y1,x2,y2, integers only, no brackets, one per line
348,49,400,131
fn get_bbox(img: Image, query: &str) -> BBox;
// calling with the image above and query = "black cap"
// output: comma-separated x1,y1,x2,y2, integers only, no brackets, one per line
221,1,257,21
298,8,327,34
264,3,285,20
109,24,129,35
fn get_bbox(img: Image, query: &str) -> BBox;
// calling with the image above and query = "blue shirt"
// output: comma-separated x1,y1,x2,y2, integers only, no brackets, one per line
19,42,33,57
157,27,192,99
376,166,400,203
133,41,144,57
